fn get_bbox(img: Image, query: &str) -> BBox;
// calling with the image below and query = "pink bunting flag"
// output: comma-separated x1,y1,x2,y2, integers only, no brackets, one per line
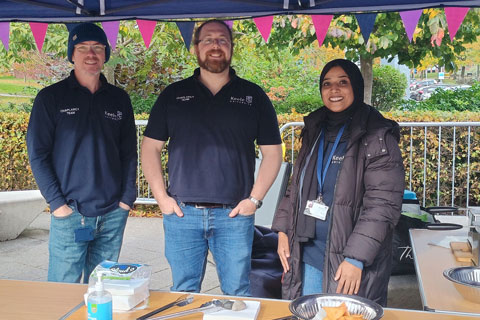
444,7,469,41
399,10,423,42
29,22,48,52
311,15,333,47
224,20,234,29
253,16,274,43
102,21,120,51
137,20,157,48
0,22,9,51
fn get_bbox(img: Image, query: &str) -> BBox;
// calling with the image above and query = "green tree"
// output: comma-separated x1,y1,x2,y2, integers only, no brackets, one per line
0,23,68,71
242,10,480,106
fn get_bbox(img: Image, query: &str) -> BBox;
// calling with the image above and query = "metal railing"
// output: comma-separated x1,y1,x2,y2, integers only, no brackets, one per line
134,120,480,208
135,120,155,204
279,121,480,208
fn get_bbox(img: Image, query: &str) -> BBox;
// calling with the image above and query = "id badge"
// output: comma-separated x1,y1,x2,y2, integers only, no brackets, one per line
303,197,329,220
74,226,94,242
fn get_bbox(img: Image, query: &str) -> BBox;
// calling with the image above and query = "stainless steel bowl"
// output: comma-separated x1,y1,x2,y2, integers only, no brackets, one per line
443,266,480,303
289,294,383,320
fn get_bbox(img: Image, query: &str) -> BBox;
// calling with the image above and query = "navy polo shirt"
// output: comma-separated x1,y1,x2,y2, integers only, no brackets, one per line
27,71,137,217
144,68,281,205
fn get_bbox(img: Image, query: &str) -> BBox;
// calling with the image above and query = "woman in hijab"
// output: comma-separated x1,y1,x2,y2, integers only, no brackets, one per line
271,59,405,306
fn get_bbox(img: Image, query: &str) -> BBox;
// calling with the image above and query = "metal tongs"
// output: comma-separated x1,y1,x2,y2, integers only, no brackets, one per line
149,299,246,320
136,294,194,320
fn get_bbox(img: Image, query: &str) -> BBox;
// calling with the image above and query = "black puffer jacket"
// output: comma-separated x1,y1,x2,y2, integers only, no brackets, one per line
271,103,405,306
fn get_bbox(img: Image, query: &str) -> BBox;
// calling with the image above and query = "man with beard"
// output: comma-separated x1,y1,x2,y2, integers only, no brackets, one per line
141,20,282,295
27,23,137,283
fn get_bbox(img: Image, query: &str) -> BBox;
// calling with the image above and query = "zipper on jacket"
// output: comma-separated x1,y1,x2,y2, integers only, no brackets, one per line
323,139,353,293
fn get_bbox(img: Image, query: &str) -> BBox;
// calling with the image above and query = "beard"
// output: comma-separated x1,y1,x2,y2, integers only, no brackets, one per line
197,49,231,73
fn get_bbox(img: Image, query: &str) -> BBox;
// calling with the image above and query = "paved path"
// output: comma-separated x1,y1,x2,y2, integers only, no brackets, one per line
0,213,222,294
0,212,422,309
0,93,34,98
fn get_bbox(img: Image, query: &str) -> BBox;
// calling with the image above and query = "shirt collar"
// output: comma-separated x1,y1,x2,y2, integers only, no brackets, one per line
193,67,237,82
67,70,108,92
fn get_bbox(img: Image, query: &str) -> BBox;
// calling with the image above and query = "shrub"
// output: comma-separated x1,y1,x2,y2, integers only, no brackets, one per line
0,112,37,190
131,94,158,114
273,93,322,114
372,65,408,111
402,82,480,112
2,110,480,208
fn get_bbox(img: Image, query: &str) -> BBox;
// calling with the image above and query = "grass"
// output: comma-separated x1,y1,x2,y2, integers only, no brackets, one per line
0,97,33,112
0,76,40,111
0,76,41,96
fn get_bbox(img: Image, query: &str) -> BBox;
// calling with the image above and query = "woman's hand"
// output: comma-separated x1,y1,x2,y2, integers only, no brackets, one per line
334,260,362,295
277,231,290,273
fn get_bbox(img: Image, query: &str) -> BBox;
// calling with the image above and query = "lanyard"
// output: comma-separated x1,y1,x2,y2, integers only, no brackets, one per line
317,124,346,192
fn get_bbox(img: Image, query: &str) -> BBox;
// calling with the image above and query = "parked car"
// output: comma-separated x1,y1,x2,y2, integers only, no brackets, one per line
411,79,437,90
450,84,472,90
410,84,450,101
421,85,450,100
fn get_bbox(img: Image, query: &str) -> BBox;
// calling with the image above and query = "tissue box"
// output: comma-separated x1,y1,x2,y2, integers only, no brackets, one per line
203,300,260,320
84,278,149,311
86,261,151,311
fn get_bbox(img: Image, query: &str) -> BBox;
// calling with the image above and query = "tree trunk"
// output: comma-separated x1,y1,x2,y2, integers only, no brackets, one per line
103,64,115,84
461,66,465,83
360,55,373,105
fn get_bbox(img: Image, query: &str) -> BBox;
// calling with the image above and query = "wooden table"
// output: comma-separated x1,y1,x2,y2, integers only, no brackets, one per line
1,279,479,320
409,228,480,316
0,279,87,319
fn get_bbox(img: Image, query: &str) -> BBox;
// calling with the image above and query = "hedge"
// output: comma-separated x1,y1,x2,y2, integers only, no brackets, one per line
2,110,479,207
0,113,36,190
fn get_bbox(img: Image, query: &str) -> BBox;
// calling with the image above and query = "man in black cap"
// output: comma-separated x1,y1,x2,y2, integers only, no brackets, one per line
27,23,137,283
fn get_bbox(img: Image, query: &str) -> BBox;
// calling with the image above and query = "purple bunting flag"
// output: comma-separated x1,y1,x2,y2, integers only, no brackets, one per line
0,22,9,51
102,21,120,51
224,20,234,29
400,10,423,42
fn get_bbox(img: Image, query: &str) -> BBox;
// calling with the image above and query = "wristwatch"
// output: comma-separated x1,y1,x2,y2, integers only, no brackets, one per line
248,196,263,209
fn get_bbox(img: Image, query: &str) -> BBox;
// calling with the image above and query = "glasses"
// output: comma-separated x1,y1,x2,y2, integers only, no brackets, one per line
75,44,106,54
197,38,230,47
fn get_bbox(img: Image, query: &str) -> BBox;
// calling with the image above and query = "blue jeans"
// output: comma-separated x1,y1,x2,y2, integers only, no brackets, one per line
48,206,129,283
302,262,323,295
163,203,254,296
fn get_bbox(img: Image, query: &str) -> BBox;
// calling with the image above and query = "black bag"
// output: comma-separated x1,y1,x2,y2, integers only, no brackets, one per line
391,214,428,275
249,225,283,298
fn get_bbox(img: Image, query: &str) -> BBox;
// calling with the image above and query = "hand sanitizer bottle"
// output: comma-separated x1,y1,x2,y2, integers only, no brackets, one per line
87,271,113,320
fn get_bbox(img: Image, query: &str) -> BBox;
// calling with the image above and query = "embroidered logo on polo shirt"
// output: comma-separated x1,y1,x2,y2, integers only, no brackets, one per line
230,96,253,106
104,110,122,121
59,107,79,115
176,95,194,102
